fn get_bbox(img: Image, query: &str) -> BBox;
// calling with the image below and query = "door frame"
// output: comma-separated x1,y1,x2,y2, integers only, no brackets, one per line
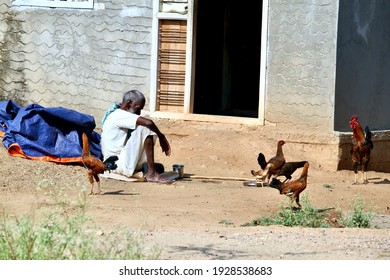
150,0,268,125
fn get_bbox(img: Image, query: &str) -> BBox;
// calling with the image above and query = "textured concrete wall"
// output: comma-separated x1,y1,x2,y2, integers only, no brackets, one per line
2,0,389,172
2,0,340,132
2,0,341,133
266,0,339,134
0,0,153,126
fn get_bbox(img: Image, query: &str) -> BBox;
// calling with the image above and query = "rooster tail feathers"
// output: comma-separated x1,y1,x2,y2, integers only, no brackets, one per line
364,126,373,148
364,126,371,139
104,155,118,164
298,161,308,167
104,162,118,171
103,155,119,171
257,153,267,169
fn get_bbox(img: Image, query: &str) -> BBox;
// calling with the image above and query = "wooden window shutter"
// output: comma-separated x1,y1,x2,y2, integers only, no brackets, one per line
157,20,187,112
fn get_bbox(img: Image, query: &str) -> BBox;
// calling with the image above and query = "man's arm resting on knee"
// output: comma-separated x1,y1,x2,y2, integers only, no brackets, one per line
136,116,171,156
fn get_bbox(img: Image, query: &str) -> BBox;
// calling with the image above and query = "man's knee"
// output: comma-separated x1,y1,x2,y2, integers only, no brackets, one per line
127,127,156,148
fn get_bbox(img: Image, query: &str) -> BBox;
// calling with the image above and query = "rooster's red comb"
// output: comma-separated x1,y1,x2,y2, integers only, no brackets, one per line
350,115,358,122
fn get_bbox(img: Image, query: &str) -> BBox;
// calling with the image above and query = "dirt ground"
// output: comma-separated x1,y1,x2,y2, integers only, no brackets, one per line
1,119,390,260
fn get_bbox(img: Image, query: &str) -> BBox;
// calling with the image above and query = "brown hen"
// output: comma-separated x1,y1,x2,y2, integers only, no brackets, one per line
82,132,118,195
269,162,309,208
254,140,286,184
252,153,307,183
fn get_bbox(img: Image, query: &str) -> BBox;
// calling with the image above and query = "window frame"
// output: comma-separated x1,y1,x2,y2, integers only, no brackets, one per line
13,0,94,9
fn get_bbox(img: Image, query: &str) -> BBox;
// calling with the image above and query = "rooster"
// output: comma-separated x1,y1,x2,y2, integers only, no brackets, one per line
252,140,286,184
269,162,309,208
251,153,307,183
349,115,373,184
81,132,118,195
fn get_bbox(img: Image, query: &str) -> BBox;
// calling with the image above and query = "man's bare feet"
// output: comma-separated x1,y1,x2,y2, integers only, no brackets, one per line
145,171,174,184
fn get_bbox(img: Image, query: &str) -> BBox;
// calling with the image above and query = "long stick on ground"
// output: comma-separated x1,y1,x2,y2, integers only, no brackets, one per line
183,174,251,181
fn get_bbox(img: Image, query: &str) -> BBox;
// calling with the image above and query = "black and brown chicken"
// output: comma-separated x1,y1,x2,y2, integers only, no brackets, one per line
252,152,307,183
349,115,373,184
269,162,309,208
81,132,118,195
252,140,286,185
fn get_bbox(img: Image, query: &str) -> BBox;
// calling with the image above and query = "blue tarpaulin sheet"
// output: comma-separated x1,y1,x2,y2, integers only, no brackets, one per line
0,100,102,163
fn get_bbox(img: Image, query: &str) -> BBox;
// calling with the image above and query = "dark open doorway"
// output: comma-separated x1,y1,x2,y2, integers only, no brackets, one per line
193,0,262,118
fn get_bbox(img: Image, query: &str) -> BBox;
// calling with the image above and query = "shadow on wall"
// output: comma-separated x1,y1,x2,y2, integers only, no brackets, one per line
334,0,390,131
0,10,28,106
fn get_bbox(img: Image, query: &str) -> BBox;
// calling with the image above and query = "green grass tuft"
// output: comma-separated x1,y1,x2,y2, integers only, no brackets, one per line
340,195,374,228
243,194,375,229
0,180,161,260
242,194,330,228
0,209,161,260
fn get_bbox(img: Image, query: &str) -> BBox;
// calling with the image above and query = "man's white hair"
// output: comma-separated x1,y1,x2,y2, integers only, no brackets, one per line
123,90,145,104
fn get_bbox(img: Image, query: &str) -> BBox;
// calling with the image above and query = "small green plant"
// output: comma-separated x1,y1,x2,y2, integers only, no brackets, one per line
341,195,374,228
323,184,333,189
243,194,331,228
0,180,161,260
219,219,233,226
0,210,161,260
244,195,376,229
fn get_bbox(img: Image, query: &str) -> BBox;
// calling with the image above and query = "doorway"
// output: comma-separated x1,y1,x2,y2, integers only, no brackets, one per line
193,0,263,118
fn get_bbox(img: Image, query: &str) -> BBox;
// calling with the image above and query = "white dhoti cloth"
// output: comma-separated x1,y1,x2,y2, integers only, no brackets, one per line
101,108,157,178
114,126,156,177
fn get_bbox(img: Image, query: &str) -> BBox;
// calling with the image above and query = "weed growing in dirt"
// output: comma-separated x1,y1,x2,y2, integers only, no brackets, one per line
0,182,161,260
243,194,330,228
219,219,233,226
340,195,374,228
243,194,375,229
0,209,161,260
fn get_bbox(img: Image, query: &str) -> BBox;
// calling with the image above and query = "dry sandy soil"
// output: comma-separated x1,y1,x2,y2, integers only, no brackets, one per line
1,119,390,260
